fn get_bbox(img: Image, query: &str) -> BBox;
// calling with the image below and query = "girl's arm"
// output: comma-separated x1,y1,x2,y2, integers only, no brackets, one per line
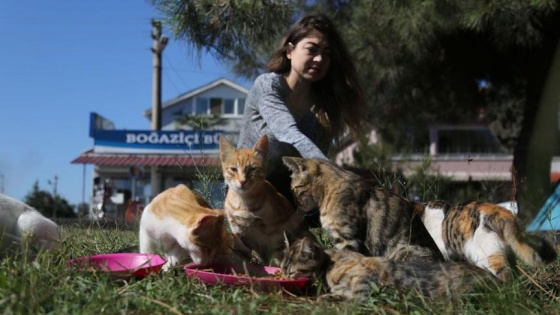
256,78,328,159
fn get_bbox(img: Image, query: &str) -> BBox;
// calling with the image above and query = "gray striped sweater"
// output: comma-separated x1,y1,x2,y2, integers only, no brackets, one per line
237,72,329,159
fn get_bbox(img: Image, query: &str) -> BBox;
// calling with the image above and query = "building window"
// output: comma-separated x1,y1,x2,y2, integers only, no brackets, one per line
238,98,245,115
192,97,245,117
195,98,208,114
210,98,222,115
183,103,192,114
221,98,245,117
224,99,235,115
437,128,503,154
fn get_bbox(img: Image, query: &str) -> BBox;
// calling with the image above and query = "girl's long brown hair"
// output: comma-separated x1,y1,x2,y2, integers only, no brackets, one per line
267,14,366,142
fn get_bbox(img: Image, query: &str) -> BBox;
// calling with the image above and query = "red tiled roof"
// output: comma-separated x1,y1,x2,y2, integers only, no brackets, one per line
71,150,220,167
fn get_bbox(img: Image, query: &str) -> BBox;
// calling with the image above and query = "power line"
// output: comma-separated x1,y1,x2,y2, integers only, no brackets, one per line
163,54,194,92
161,60,184,96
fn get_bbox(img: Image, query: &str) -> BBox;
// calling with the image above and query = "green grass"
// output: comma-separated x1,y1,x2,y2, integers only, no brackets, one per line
1,221,559,315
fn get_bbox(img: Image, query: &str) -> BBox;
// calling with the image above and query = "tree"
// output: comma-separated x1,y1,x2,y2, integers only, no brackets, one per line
335,0,560,219
174,114,226,130
149,0,304,78
150,0,560,218
24,181,76,219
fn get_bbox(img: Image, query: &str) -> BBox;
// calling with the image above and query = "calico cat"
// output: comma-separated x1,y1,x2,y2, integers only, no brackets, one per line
139,184,235,271
417,200,558,281
220,135,316,266
281,237,493,303
282,157,442,262
0,193,61,259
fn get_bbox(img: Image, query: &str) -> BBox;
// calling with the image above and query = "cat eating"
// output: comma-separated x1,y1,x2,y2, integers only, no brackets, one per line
281,236,493,303
417,200,558,281
282,157,443,262
0,193,61,259
220,135,317,266
139,184,235,271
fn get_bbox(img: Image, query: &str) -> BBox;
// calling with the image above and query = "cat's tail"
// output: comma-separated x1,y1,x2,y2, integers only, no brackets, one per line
500,218,557,267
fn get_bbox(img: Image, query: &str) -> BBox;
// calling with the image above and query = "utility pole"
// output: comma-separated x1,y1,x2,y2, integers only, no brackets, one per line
0,173,4,194
150,19,168,199
151,19,168,130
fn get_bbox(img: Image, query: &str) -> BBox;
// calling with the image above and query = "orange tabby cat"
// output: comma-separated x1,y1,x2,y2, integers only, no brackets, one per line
139,184,234,271
220,135,316,266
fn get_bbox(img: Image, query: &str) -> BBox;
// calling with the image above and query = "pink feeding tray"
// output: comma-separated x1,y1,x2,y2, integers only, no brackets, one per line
184,262,311,294
68,253,166,279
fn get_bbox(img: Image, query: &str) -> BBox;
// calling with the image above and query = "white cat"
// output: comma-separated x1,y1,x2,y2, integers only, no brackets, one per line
139,184,235,271
0,193,61,259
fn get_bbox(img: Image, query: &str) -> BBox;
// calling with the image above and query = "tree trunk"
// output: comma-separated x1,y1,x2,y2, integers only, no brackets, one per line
515,14,560,223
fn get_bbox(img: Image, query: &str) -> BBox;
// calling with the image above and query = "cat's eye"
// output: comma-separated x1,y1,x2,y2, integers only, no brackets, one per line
229,167,238,172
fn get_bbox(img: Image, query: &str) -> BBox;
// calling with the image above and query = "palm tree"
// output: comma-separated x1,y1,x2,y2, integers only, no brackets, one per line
174,114,226,130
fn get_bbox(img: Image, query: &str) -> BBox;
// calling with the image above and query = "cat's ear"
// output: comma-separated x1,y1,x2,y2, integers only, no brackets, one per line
300,237,319,259
195,214,219,228
217,214,225,226
219,136,235,161
253,135,269,159
193,214,222,236
283,231,291,250
282,157,306,173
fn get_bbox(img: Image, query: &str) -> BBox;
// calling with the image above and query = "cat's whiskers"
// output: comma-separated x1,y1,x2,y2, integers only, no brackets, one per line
220,135,318,266
282,157,443,262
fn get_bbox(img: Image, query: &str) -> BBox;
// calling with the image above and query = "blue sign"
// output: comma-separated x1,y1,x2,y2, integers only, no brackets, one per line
89,112,115,137
88,112,236,154
92,129,227,154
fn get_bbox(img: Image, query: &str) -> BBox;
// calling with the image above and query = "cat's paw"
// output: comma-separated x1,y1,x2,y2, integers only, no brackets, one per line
162,260,176,272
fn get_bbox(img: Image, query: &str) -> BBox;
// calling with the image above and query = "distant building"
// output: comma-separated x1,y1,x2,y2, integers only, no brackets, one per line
72,76,517,218
71,78,248,217
335,124,514,201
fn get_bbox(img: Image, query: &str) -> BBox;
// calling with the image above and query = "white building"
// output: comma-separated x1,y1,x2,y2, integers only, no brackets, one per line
72,76,518,218
72,78,249,218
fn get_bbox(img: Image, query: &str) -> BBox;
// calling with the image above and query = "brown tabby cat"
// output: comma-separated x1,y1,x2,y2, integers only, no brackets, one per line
417,200,558,281
281,237,493,303
139,184,235,271
220,135,316,266
282,157,443,262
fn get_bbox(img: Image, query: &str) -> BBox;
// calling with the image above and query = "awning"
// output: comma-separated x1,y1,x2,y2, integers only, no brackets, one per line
71,149,220,167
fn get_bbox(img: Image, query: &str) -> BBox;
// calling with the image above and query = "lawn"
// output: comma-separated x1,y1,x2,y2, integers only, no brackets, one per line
1,220,559,314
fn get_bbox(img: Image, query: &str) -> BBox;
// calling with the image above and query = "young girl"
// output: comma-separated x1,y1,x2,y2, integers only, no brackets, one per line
237,14,366,226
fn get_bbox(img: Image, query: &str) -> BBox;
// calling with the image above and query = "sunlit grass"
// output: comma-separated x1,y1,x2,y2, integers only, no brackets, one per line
0,221,558,314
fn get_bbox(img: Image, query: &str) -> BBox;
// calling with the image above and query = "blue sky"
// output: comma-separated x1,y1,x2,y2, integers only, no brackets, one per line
0,1,252,206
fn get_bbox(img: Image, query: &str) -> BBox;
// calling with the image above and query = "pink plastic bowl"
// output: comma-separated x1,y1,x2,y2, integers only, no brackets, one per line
184,262,311,294
68,253,166,279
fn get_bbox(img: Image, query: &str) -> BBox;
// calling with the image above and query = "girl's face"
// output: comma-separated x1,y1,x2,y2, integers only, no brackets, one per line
286,32,331,82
